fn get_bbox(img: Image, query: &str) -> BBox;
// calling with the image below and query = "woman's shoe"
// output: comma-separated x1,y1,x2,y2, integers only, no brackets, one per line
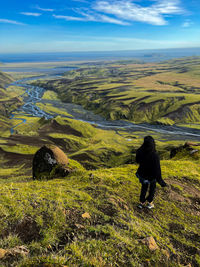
146,202,155,209
137,203,145,209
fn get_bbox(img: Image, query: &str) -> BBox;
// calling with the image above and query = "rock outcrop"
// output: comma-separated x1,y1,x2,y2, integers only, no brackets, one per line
32,145,70,180
170,142,200,158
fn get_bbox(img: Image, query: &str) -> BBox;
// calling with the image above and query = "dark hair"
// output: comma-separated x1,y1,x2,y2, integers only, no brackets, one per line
141,136,156,153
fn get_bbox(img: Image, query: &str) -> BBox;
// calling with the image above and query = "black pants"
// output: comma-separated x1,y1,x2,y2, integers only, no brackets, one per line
140,181,156,203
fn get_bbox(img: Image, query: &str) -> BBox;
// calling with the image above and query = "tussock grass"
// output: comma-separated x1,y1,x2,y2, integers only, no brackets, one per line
0,160,199,266
0,116,199,266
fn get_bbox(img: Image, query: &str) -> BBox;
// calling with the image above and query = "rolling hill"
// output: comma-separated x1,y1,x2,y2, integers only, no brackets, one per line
34,57,200,125
0,62,200,266
0,114,200,266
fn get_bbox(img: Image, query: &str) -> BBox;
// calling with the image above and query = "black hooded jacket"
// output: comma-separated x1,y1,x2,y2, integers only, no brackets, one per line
136,147,166,186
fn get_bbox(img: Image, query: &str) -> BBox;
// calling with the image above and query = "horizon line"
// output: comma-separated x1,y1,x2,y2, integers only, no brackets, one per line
1,46,200,55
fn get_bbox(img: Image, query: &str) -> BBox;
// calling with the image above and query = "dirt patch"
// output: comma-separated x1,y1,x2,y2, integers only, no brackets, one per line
167,179,200,198
13,216,41,243
166,178,200,216
168,222,185,233
170,236,200,261
3,135,49,147
166,188,187,203
39,119,83,137
0,148,32,167
189,197,200,216
97,200,119,216
166,101,200,121
71,152,97,163
169,241,200,267
137,99,165,112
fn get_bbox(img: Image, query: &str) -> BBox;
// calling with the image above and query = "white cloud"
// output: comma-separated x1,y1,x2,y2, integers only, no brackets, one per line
52,0,184,26
98,14,130,25
53,12,129,25
182,19,193,28
35,5,54,12
93,0,183,25
21,12,41,17
53,15,85,21
0,19,25,25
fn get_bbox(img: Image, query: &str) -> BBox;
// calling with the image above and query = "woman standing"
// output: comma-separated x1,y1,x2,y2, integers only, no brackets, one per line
136,136,167,209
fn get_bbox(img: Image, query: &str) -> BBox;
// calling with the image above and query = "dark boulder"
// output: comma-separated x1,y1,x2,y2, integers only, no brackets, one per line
170,142,199,158
32,145,70,180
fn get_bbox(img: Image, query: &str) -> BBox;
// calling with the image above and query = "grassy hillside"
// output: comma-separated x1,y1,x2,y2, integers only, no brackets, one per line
0,160,200,266
0,71,23,137
0,62,200,266
0,112,189,171
0,115,200,266
34,57,200,125
0,71,13,88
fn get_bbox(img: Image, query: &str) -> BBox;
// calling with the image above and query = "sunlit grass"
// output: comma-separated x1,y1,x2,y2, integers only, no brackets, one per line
34,57,200,124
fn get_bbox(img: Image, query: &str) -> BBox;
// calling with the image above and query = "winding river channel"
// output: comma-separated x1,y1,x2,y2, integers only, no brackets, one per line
7,70,200,141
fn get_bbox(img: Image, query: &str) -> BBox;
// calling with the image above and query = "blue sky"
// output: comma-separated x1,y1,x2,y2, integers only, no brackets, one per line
0,0,200,53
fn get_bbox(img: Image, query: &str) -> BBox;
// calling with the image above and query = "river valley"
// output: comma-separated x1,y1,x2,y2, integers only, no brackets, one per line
6,67,200,141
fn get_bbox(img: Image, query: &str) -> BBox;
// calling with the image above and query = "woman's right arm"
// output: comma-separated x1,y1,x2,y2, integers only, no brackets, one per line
154,153,167,187
136,149,141,163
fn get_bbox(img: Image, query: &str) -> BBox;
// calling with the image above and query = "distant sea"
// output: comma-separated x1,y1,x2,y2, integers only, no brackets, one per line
1,48,200,63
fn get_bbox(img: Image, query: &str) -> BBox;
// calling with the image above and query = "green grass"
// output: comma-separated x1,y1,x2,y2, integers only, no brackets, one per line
5,85,25,98
0,117,199,266
10,115,43,136
42,90,59,100
36,103,73,118
1,144,39,154
0,160,199,266
0,63,200,266
33,57,200,125
0,71,13,88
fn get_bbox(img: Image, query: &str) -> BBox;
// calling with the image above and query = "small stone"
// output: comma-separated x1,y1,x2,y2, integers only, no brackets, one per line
161,249,170,261
0,248,7,259
75,224,85,229
8,245,29,257
190,149,198,155
82,212,91,219
141,236,159,251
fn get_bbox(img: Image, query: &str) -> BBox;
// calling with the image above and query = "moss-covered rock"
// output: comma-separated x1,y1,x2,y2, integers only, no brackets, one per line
170,142,200,160
32,145,70,180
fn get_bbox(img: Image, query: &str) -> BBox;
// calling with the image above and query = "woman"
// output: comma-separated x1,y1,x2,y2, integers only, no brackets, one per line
136,136,167,209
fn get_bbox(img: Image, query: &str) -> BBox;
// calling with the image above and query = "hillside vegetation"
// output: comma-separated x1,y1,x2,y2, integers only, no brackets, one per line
34,57,200,125
0,63,200,266
0,114,200,266
0,71,13,88
0,71,23,137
